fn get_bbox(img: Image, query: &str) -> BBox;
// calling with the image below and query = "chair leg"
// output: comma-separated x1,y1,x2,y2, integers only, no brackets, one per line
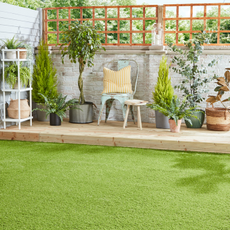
105,99,114,123
137,106,142,130
98,99,107,126
123,105,130,129
130,105,135,124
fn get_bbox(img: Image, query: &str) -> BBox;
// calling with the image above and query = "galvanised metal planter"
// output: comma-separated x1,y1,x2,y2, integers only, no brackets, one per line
36,103,49,122
185,110,205,128
69,102,93,124
155,110,170,129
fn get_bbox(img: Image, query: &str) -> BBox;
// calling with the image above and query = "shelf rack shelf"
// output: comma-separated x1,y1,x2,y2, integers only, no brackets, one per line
1,49,33,130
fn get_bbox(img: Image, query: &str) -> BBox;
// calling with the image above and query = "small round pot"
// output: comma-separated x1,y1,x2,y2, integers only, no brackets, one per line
18,48,27,59
169,119,182,133
69,101,93,124
185,110,205,128
50,113,61,126
6,51,17,59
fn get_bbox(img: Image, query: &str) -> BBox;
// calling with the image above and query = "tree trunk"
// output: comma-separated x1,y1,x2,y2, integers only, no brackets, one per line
78,58,85,105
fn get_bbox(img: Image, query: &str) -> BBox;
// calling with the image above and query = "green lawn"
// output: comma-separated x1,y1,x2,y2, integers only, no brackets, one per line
1,140,230,229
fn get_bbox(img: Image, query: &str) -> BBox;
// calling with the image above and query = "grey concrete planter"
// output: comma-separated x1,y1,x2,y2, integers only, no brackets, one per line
36,103,49,122
155,110,170,129
69,102,93,124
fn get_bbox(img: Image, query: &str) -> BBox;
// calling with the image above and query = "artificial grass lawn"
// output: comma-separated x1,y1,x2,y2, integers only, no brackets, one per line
1,141,230,230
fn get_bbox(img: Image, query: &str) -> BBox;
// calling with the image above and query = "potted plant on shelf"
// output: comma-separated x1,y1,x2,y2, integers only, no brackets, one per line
1,36,22,59
32,40,58,122
17,43,27,59
167,31,218,128
149,55,174,129
60,21,105,123
4,62,31,89
206,68,230,131
148,96,197,133
33,93,80,126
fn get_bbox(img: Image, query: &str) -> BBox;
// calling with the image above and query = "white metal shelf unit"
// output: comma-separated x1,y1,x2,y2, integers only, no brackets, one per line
1,49,33,130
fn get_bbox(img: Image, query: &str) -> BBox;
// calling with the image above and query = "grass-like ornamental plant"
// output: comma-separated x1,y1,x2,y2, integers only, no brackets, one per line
32,40,58,103
148,96,197,125
167,31,218,108
0,36,22,49
206,70,230,111
33,93,80,121
4,62,31,88
60,21,105,105
152,55,174,107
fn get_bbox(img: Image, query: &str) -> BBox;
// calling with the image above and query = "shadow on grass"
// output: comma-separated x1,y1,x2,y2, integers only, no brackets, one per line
173,154,230,194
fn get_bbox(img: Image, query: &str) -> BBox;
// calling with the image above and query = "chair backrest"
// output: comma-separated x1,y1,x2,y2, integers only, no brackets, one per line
105,59,139,95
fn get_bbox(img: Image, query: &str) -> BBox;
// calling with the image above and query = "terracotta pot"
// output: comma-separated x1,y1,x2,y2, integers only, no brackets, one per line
206,107,230,131
18,48,27,59
169,119,182,133
7,99,30,119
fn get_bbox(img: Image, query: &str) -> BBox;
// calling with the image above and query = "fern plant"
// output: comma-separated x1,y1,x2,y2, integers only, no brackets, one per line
152,55,174,107
4,62,31,88
0,36,22,49
32,40,58,103
33,93,80,121
147,96,197,125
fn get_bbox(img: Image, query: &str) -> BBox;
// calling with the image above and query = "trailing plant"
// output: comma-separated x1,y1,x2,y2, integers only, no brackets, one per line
60,21,105,105
152,55,174,107
4,62,31,88
0,36,22,49
206,70,230,111
147,96,198,126
32,40,58,103
33,93,80,121
167,31,218,108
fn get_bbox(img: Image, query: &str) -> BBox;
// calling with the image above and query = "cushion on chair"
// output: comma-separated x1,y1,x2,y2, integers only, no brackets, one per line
102,65,133,94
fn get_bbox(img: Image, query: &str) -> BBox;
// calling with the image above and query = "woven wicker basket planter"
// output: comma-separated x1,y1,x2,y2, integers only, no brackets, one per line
206,107,230,131
18,48,27,59
7,99,30,119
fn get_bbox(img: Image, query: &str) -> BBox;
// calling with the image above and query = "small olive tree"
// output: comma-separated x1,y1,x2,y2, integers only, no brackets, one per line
60,21,105,105
167,31,218,108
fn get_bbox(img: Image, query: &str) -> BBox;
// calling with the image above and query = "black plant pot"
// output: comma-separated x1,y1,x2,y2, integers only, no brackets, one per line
50,113,61,126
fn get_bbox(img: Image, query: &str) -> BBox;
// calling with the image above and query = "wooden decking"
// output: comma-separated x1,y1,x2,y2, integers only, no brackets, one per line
0,120,230,154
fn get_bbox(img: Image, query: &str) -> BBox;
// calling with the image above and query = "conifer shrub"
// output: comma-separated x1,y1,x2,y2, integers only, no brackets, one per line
32,40,58,103
152,55,174,107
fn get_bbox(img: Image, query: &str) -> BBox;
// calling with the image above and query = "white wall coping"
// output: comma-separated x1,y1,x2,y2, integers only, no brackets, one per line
36,46,230,55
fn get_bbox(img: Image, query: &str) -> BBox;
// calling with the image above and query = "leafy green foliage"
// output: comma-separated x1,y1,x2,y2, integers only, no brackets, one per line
152,55,174,107
167,31,218,108
4,62,31,88
0,36,22,49
147,96,197,126
32,40,58,103
33,93,79,121
60,21,105,105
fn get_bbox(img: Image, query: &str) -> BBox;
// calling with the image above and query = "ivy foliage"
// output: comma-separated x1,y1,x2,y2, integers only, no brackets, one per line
167,31,218,108
33,93,79,121
152,55,174,107
147,96,197,126
4,62,31,88
60,21,105,105
32,40,58,104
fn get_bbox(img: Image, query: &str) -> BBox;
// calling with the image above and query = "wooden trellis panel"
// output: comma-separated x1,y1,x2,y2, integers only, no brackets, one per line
43,5,158,46
163,3,230,46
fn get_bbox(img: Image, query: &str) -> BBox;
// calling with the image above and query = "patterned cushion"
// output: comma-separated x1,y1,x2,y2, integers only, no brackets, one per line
102,65,132,94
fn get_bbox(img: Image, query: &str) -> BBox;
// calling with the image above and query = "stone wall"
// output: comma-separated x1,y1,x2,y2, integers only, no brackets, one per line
51,47,230,123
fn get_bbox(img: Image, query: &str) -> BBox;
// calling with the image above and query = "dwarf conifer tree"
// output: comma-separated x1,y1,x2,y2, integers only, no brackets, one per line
32,40,58,103
153,55,174,107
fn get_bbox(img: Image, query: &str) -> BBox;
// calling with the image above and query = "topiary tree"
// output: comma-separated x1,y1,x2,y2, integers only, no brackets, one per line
152,55,174,107
32,40,58,103
60,21,105,105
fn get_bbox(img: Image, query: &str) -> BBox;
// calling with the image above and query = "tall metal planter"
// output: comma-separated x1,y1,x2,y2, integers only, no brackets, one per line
36,103,49,122
69,102,93,124
155,110,170,129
